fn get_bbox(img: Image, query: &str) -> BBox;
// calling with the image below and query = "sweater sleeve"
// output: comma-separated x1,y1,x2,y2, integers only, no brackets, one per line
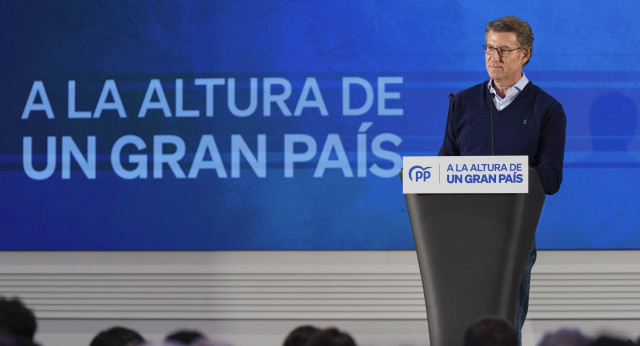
533,101,567,195
438,95,460,156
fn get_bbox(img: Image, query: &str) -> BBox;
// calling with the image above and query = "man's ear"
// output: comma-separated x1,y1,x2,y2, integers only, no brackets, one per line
521,49,531,65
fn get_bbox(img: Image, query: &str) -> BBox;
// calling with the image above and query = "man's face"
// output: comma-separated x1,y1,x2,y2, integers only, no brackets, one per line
485,30,530,85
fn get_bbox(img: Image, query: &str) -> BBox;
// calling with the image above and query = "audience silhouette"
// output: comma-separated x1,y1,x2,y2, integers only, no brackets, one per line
2,295,640,346
282,325,320,346
89,326,145,346
463,317,518,346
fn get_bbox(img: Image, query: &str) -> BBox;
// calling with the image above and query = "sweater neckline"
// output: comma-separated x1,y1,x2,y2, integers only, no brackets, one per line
487,81,532,112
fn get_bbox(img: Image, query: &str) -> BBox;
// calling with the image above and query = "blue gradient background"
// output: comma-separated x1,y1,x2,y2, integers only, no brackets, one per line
1,1,638,250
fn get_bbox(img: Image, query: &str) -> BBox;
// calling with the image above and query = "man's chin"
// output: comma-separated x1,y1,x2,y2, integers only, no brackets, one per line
487,67,503,75
487,72,502,80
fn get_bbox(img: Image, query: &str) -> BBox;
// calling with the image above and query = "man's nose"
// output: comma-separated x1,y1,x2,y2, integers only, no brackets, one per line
487,51,501,61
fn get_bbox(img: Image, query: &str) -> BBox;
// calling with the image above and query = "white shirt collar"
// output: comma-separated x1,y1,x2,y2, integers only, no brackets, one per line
488,72,529,99
488,73,529,110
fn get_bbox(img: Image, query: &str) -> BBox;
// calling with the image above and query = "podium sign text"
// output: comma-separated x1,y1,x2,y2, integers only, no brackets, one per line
403,156,529,194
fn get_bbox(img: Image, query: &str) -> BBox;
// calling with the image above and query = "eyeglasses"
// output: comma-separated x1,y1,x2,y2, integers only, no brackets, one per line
483,45,521,57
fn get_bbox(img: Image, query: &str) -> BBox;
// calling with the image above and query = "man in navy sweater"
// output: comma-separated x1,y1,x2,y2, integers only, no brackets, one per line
439,16,567,342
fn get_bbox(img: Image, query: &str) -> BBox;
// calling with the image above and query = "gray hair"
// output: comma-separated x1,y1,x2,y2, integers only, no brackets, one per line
485,16,534,65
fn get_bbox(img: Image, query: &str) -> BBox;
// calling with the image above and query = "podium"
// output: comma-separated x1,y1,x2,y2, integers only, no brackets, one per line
403,167,545,346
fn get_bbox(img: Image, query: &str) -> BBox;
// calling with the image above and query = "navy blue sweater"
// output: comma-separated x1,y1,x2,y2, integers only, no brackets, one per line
439,81,566,195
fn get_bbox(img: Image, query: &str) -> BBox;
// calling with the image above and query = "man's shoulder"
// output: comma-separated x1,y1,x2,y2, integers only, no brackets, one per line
525,82,562,107
455,81,488,99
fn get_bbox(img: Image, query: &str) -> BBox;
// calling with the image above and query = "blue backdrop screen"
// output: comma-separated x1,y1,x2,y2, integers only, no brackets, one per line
1,1,638,250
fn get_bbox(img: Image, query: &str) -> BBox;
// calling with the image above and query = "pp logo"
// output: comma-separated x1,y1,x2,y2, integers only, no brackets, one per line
408,165,432,182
